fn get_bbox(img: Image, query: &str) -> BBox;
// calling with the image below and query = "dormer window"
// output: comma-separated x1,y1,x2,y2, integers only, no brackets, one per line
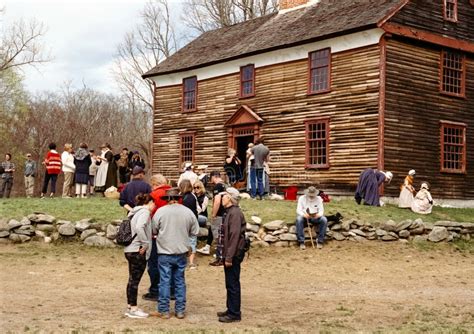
444,0,458,22
240,64,255,98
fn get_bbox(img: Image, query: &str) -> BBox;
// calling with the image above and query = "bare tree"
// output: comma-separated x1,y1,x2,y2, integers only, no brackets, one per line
183,0,278,33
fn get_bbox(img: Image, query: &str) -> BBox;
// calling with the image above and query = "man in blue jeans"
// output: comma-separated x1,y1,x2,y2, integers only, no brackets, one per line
151,188,199,319
250,137,269,200
295,186,328,250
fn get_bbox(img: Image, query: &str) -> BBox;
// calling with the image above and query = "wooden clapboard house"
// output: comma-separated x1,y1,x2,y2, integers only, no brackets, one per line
143,0,474,199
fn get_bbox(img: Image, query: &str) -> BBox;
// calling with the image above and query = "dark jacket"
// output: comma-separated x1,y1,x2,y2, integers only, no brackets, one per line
119,179,152,208
222,205,246,262
182,192,198,218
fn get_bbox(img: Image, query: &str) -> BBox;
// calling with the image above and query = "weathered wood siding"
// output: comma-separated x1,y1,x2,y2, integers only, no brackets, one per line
390,0,474,42
153,45,381,191
384,37,474,199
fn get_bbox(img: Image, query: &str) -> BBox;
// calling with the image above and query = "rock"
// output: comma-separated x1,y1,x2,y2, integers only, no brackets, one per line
332,232,346,241
14,226,35,236
44,237,52,243
240,192,251,199
251,240,269,248
376,229,387,237
271,228,288,236
434,221,463,228
304,228,316,239
56,220,71,225
51,232,60,241
246,223,260,233
251,216,262,225
350,223,358,229
106,224,118,239
451,232,460,239
341,221,351,231
36,214,56,224
263,234,279,243
289,225,297,234
263,220,286,231
366,232,377,240
399,239,409,244
396,220,413,232
83,236,116,248
0,238,10,244
90,223,105,231
331,223,342,231
351,235,367,242
428,226,449,242
447,234,454,242
8,219,22,230
399,230,410,238
279,233,297,241
75,220,91,232
197,227,208,238
410,225,425,235
80,229,98,241
97,232,106,237
0,230,10,238
381,232,399,241
273,241,289,247
380,220,398,232
9,233,31,243
461,234,471,241
58,223,76,236
460,223,474,232
413,235,428,243
35,230,46,238
36,224,55,233
0,219,9,231
351,229,366,237
20,217,31,226
110,219,122,226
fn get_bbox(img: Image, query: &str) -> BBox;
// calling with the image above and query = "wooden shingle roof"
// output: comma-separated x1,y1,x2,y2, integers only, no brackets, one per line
143,0,404,78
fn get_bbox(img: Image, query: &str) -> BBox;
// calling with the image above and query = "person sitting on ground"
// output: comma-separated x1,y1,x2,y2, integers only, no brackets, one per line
411,182,433,215
296,186,328,250
196,165,209,188
399,169,416,208
193,180,209,228
124,193,155,319
354,168,393,206
151,188,199,319
179,179,199,270
119,166,152,212
177,162,198,186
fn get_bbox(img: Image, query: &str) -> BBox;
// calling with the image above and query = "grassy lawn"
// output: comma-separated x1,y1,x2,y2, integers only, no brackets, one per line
1,196,473,225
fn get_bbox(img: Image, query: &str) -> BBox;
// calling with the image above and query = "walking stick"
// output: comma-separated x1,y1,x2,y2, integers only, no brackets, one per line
306,217,315,249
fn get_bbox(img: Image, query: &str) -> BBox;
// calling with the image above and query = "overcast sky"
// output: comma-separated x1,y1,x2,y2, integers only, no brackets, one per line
2,0,184,94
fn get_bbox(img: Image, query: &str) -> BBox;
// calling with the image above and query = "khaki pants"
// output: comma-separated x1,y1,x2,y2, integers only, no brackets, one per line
62,172,74,197
24,175,35,197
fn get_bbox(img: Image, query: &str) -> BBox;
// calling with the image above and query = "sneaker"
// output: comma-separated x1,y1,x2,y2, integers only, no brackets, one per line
49,193,54,198
218,315,241,323
142,293,158,301
299,244,306,250
209,259,223,266
149,311,170,319
125,309,149,319
317,242,323,249
196,245,210,255
175,312,185,319
189,263,198,270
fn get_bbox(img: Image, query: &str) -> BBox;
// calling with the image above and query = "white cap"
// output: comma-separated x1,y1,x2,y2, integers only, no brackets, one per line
408,169,416,176
384,171,393,182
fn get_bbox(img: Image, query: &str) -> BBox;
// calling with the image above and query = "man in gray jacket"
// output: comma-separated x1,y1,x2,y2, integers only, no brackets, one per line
250,137,269,200
151,188,199,319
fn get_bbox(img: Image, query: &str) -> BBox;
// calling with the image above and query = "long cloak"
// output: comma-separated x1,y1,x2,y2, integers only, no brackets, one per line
354,168,386,206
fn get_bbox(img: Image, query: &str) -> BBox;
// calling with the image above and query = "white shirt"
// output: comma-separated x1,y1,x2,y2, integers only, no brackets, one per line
296,195,324,217
61,151,75,173
178,170,198,186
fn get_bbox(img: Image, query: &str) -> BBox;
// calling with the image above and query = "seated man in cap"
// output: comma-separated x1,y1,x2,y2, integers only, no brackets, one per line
119,166,152,212
295,186,328,250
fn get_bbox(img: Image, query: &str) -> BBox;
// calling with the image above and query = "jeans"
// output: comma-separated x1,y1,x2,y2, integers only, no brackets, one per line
224,254,244,319
198,215,208,228
0,177,13,198
250,168,264,198
42,173,58,194
158,253,187,314
125,252,147,306
295,215,328,244
147,239,160,297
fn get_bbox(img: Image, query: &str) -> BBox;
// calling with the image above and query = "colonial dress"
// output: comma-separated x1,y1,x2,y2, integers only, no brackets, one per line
354,168,387,206
411,188,433,214
398,175,415,208
95,149,117,192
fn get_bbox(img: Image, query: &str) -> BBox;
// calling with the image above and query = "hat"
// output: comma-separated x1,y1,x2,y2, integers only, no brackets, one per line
133,150,139,155
408,169,416,176
305,186,318,199
221,187,240,202
160,187,182,201
132,166,144,175
196,165,208,170
184,162,193,169
420,182,430,190
26,153,31,157
384,171,393,182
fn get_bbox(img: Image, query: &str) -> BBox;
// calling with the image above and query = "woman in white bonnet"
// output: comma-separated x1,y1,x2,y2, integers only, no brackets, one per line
398,169,416,208
411,182,433,214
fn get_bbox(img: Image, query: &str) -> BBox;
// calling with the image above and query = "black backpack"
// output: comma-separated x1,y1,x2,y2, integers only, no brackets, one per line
240,232,251,259
116,217,136,246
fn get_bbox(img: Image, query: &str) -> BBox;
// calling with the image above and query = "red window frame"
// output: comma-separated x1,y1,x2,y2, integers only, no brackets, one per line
182,76,197,112
179,132,196,165
305,118,330,169
443,0,458,22
440,121,466,174
240,64,255,98
308,48,331,95
440,50,466,97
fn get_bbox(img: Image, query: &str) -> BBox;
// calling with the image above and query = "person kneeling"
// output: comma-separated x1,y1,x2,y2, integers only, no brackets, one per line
295,186,328,250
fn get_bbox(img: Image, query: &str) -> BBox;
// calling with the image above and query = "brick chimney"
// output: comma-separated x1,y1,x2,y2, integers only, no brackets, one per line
279,0,310,11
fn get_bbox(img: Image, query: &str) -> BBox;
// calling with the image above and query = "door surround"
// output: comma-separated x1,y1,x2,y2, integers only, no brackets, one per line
224,105,263,149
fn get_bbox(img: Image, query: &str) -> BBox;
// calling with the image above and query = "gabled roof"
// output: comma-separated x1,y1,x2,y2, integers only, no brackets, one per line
224,105,264,127
143,0,404,78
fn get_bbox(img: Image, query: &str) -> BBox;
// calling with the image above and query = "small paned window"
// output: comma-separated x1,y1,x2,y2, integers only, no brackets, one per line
240,64,255,98
444,0,458,22
440,121,466,173
308,48,331,94
441,50,465,97
180,132,195,165
305,119,330,169
182,77,197,112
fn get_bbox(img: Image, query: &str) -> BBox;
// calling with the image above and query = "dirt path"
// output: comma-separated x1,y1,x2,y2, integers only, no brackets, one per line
1,242,473,333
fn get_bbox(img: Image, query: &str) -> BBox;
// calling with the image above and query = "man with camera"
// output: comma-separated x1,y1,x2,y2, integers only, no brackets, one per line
295,186,328,250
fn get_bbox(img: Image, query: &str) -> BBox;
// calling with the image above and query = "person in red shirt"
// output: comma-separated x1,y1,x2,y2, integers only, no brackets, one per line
142,174,171,301
41,143,62,198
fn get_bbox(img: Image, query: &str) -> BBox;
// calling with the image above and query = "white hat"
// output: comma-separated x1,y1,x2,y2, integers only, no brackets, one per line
196,165,208,170
184,162,193,169
421,182,429,190
408,169,416,176
384,171,393,182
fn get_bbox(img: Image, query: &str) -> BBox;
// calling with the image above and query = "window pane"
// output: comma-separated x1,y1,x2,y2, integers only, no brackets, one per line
441,124,465,172
307,120,328,167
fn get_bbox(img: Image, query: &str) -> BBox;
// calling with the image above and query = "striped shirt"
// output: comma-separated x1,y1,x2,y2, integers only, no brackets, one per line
1,161,15,178
44,150,62,175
